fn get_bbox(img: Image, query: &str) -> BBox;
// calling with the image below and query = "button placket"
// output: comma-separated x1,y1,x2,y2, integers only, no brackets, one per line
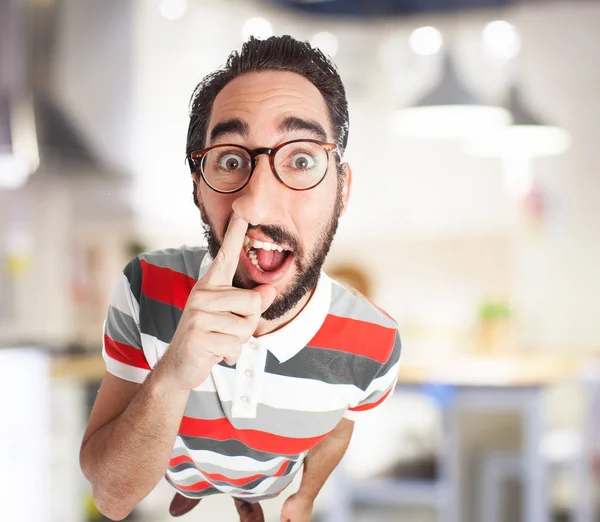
231,338,266,418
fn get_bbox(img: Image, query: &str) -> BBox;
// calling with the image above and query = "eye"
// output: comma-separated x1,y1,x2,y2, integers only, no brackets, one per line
290,153,317,170
218,153,246,171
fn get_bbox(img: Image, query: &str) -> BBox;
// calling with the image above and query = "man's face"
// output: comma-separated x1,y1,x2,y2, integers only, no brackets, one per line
194,70,351,321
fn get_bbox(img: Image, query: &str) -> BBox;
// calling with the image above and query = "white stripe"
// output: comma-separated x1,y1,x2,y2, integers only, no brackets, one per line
364,361,400,395
167,467,202,481
138,333,218,393
101,345,149,384
173,439,298,472
345,362,400,419
211,364,364,412
167,459,301,495
110,272,140,323
241,460,301,494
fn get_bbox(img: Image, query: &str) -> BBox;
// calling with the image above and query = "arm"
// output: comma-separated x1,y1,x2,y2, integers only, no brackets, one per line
80,364,189,521
280,418,354,522
81,217,274,521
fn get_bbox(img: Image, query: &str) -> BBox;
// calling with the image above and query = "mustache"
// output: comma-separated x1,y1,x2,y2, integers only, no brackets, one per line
246,224,301,254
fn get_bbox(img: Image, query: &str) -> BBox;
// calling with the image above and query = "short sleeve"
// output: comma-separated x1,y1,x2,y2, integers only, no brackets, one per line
102,257,151,383
344,330,401,421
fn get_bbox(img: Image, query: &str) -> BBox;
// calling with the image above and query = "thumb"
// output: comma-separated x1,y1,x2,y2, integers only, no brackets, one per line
253,284,276,314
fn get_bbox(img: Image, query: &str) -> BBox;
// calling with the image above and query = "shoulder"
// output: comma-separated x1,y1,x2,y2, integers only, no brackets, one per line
316,276,399,365
122,245,209,302
328,277,397,330
137,245,208,278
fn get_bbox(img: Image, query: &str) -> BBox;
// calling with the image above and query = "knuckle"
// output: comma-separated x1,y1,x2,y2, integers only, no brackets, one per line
249,291,261,310
190,312,207,331
230,336,242,354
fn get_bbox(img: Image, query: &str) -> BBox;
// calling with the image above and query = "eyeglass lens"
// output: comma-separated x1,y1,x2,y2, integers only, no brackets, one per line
201,141,329,192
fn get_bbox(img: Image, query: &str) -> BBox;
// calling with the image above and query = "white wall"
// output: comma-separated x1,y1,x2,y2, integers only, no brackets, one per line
128,0,600,351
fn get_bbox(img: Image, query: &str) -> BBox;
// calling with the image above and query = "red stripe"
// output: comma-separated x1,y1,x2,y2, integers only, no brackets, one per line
348,389,392,412
308,315,396,364
179,417,327,455
104,334,151,370
170,457,290,487
177,480,213,492
169,454,194,467
140,259,196,310
203,459,290,486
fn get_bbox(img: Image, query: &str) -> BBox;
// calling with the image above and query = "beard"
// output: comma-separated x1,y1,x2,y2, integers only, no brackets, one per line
199,178,344,321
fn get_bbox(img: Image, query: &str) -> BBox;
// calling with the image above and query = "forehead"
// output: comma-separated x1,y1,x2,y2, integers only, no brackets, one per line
209,70,332,139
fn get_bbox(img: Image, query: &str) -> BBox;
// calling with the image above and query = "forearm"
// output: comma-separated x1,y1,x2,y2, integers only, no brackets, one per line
80,363,189,520
297,418,354,502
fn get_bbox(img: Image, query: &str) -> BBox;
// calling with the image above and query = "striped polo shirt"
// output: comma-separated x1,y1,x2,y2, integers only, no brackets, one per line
102,246,401,501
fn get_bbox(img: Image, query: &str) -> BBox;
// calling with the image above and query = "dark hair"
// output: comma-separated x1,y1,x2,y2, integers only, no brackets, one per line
186,35,349,206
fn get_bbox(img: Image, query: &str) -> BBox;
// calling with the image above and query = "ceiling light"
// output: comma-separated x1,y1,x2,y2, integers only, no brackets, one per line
409,26,443,56
242,17,273,41
159,0,187,21
390,54,511,140
482,20,521,60
466,86,570,157
310,31,339,57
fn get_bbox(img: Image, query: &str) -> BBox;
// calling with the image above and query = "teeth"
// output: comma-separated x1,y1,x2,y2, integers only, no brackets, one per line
245,236,287,253
248,254,263,271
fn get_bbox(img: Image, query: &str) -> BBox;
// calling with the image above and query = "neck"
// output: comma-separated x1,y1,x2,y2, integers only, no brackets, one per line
254,285,316,337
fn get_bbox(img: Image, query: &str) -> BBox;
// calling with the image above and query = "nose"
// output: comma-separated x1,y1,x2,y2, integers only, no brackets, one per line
231,154,287,226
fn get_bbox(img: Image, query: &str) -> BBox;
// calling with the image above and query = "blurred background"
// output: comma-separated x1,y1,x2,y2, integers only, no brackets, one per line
1,0,600,521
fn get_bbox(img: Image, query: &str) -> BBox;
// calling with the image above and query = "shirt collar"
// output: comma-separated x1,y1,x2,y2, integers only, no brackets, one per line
198,251,331,363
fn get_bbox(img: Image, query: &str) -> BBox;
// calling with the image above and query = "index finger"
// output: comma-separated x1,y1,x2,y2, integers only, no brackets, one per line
204,214,248,286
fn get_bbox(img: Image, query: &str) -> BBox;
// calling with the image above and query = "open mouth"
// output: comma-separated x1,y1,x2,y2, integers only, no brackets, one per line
243,235,292,273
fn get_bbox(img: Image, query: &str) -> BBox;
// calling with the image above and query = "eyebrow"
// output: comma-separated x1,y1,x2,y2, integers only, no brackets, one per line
208,115,329,145
278,116,328,141
209,118,249,143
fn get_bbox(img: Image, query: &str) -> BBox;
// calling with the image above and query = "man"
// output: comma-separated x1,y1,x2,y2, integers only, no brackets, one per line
80,35,401,522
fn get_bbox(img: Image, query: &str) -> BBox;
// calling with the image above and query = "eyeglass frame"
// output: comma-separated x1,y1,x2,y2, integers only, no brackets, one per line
188,138,340,194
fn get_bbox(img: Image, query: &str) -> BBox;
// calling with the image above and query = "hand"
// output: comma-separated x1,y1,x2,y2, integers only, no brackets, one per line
158,215,276,390
280,493,314,522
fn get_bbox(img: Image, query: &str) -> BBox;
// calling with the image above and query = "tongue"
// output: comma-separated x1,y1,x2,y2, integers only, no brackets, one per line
256,249,288,272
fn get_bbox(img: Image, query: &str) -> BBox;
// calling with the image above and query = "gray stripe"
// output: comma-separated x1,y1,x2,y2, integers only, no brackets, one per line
169,462,198,475
354,386,392,409
377,330,401,377
139,294,182,345
248,470,297,497
165,474,220,498
184,391,346,438
169,458,291,480
330,281,397,329
201,460,296,492
172,462,294,490
239,491,283,502
123,257,142,305
140,295,382,391
265,348,379,391
179,435,303,461
183,390,227,420
105,305,142,349
139,247,207,280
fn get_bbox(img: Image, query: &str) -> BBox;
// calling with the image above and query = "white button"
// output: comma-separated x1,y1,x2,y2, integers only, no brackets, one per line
244,369,253,377
250,341,259,350
240,396,249,403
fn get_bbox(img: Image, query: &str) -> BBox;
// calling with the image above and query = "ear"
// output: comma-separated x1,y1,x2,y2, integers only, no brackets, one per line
191,169,201,186
340,162,352,216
